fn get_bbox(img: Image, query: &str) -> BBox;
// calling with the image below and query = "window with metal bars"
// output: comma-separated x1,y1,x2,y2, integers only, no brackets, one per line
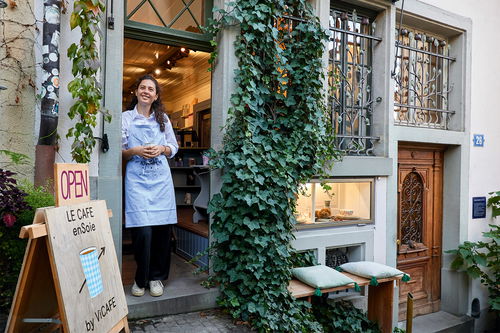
328,7,380,156
393,27,455,129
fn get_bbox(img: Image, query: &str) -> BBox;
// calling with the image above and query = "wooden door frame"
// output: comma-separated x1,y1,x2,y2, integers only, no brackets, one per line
397,143,445,317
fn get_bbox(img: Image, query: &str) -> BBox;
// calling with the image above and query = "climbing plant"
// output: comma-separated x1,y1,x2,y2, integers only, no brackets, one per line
67,0,110,163
206,1,341,331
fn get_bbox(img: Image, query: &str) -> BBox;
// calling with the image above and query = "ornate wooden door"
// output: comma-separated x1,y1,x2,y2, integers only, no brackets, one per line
397,145,444,320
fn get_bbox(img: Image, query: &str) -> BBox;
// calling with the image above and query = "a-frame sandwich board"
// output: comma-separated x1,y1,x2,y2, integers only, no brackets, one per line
6,202,129,333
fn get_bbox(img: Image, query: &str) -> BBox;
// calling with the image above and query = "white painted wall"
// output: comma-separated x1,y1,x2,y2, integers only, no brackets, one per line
420,0,500,310
55,2,100,176
373,177,387,264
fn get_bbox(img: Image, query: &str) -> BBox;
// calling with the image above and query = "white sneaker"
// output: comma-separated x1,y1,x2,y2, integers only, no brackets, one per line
131,281,145,297
149,280,164,297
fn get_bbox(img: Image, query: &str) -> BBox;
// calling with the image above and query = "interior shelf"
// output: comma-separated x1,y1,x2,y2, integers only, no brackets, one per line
174,185,201,189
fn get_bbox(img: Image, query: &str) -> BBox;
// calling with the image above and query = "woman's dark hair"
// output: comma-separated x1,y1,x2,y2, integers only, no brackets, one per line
127,74,167,132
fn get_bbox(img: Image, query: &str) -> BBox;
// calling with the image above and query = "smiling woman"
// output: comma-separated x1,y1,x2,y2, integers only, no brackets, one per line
122,74,179,298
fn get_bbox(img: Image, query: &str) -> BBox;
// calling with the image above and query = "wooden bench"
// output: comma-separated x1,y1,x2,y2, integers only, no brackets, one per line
288,272,401,333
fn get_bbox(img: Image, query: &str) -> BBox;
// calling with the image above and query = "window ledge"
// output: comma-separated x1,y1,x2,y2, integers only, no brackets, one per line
326,156,393,177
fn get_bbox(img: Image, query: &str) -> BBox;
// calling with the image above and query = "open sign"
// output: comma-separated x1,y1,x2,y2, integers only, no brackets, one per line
54,163,90,206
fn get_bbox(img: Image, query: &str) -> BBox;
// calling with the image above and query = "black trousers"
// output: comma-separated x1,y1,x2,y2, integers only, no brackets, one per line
131,224,173,288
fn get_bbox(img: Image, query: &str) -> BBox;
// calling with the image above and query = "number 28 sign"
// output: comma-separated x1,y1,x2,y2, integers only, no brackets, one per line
473,134,485,147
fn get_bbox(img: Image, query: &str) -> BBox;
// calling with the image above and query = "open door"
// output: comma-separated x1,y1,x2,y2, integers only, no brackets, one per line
121,38,211,286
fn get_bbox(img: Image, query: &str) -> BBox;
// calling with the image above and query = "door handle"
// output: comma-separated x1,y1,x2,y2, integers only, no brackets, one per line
397,239,401,245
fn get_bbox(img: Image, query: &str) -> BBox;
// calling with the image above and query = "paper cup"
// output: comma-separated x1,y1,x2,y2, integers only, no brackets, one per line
79,247,103,298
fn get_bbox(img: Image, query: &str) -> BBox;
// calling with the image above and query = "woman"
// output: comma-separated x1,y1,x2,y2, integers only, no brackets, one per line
122,74,178,297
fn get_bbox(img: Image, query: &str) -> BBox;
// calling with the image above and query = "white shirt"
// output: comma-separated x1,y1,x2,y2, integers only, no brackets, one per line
121,107,179,158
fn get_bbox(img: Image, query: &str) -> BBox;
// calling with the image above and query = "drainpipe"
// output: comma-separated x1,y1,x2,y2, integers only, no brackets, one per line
34,0,60,188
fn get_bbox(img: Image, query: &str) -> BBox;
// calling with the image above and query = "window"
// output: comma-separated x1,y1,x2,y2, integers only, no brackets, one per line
393,27,455,128
328,6,380,155
126,0,210,34
295,179,374,227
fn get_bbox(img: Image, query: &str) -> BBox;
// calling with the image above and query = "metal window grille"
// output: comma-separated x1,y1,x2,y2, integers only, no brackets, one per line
393,27,455,128
329,9,381,156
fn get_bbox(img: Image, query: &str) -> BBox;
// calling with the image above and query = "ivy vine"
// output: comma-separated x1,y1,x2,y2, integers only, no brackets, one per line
67,0,110,163
206,1,342,331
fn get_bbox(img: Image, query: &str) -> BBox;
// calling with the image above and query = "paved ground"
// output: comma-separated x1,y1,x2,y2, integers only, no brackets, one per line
129,309,254,333
0,310,252,333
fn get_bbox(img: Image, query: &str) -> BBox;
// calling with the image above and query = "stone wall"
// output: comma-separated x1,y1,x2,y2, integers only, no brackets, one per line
0,1,37,179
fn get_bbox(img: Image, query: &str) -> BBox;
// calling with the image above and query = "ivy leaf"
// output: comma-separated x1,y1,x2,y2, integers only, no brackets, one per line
70,12,79,30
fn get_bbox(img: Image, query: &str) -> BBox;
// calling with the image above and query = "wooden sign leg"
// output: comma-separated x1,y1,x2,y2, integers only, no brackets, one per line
6,237,61,333
109,316,130,333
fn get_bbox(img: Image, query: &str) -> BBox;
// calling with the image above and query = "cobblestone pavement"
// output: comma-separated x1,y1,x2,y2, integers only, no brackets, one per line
129,310,254,333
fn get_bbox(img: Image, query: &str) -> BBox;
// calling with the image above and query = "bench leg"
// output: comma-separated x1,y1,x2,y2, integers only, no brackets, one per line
368,281,394,333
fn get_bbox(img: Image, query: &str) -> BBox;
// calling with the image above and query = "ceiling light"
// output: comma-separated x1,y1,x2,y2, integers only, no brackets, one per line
154,69,161,75
0,85,7,90
0,1,7,9
155,52,159,59
180,47,186,52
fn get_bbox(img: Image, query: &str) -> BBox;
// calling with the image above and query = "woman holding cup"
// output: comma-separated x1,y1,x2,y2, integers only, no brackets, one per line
122,74,178,297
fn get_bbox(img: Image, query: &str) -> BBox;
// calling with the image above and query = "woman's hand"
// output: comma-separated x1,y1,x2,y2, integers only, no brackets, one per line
123,145,170,160
142,145,165,158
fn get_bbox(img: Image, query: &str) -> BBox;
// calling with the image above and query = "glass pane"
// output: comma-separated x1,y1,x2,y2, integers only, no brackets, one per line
170,0,204,32
171,1,201,33
296,180,372,226
127,0,206,33
295,183,313,224
127,0,166,26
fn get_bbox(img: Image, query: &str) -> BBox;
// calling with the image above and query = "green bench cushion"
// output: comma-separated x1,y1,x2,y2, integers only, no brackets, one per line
292,265,355,289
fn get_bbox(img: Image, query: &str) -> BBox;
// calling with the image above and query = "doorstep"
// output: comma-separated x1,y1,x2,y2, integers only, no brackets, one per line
125,282,219,320
123,254,219,319
398,311,474,333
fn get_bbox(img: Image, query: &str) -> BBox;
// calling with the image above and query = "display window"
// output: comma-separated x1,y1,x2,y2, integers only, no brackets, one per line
295,179,374,227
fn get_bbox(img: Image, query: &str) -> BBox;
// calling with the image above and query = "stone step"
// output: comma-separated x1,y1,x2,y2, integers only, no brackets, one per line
399,311,474,333
126,284,219,319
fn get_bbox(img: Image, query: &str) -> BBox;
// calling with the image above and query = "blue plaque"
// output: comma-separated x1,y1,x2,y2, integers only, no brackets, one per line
472,197,486,219
473,134,485,147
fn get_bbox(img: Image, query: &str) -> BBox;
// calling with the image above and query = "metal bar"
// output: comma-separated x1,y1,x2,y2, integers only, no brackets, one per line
22,318,62,324
181,0,201,29
126,0,147,20
397,42,456,61
359,23,365,139
147,0,168,27
337,135,380,140
167,0,196,28
340,19,348,141
282,14,307,23
394,103,455,114
330,27,382,42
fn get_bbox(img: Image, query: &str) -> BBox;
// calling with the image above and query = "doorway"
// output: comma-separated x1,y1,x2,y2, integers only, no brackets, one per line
121,38,211,290
397,144,444,320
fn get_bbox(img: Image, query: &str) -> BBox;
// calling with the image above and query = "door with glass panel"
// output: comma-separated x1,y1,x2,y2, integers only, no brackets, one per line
397,145,444,320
